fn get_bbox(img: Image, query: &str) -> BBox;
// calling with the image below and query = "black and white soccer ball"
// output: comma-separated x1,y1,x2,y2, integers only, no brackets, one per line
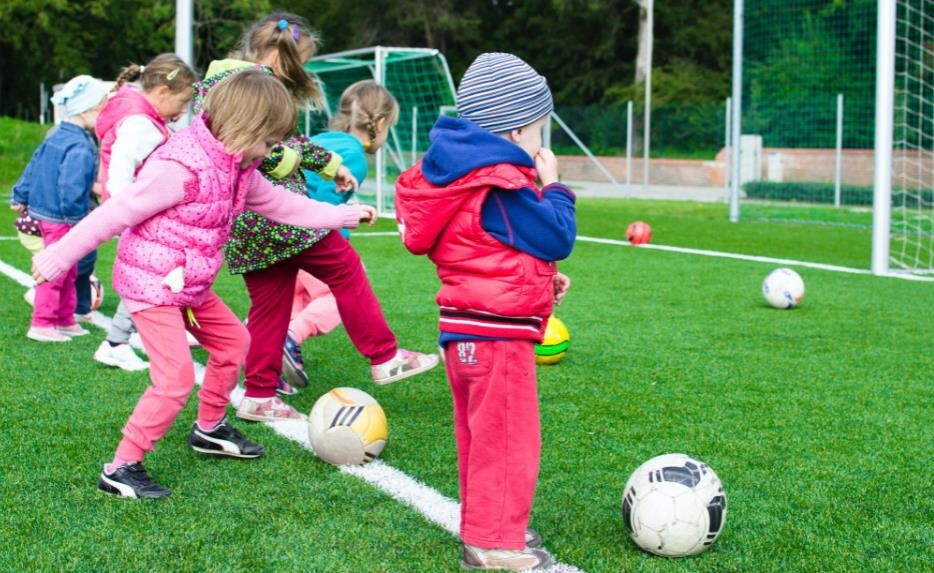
621,453,727,557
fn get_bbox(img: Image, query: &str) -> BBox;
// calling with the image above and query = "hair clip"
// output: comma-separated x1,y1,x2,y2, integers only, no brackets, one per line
166,68,179,81
277,19,289,30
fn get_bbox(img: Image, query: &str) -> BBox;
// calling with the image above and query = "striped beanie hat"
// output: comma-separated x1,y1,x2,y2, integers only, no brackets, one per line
456,53,553,133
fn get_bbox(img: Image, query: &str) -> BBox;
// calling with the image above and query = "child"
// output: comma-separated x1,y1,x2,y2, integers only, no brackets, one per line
12,75,109,343
92,53,198,372
195,13,438,422
281,80,400,390
394,53,576,571
31,70,376,499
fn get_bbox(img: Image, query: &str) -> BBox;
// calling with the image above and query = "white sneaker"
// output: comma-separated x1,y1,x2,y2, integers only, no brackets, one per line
236,396,301,422
461,545,553,571
58,324,90,337
371,349,440,386
94,341,150,371
27,326,70,342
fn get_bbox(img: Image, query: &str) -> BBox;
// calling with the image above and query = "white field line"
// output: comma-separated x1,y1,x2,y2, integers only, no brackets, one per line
0,257,582,573
356,230,934,281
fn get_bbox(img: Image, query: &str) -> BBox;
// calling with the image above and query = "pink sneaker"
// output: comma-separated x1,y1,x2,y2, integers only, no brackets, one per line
236,396,302,422
371,349,440,386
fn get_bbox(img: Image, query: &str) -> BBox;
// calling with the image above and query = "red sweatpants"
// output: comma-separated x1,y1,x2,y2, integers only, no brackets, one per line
444,339,541,550
31,221,77,328
242,231,397,398
115,291,249,461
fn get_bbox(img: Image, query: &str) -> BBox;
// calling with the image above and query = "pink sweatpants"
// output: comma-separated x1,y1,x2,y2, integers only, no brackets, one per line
32,221,77,328
114,291,249,462
288,270,341,343
444,339,541,550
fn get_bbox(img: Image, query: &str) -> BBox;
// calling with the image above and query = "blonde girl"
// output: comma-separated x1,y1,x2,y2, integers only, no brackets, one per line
32,70,375,499
195,13,437,422
281,81,401,389
92,53,198,372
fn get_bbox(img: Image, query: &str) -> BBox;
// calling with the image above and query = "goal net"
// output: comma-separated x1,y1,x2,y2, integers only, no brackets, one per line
890,0,934,273
304,47,457,215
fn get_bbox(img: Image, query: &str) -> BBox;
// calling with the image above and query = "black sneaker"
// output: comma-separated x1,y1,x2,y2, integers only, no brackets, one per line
97,462,172,499
281,334,309,388
188,417,265,458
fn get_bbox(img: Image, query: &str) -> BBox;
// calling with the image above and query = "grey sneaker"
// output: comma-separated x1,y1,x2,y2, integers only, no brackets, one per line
525,529,542,548
462,545,553,571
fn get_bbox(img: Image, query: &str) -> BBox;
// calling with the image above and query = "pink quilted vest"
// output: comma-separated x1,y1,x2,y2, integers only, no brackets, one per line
96,85,170,202
111,114,255,307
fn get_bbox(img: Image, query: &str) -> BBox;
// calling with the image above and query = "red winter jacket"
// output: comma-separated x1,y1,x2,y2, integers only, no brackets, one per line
396,162,556,342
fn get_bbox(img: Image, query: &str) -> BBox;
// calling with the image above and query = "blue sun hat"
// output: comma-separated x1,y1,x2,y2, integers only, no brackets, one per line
456,52,553,133
51,75,108,117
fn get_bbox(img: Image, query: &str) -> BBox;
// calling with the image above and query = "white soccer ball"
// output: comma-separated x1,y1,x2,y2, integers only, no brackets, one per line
621,453,727,557
307,387,388,465
762,268,805,309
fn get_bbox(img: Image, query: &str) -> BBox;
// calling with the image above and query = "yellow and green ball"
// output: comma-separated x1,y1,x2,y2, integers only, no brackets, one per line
535,316,570,365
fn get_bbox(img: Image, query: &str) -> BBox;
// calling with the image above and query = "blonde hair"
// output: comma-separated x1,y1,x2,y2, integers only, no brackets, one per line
330,81,400,145
236,13,323,107
202,69,297,153
115,53,198,95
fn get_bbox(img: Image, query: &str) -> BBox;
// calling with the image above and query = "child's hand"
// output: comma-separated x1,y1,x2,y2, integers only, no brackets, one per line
10,203,26,215
92,182,103,197
334,166,359,193
553,272,571,305
535,148,559,186
358,204,377,226
31,262,47,285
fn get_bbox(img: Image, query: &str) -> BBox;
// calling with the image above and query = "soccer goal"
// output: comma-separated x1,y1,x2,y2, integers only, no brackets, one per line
303,47,457,215
873,0,934,275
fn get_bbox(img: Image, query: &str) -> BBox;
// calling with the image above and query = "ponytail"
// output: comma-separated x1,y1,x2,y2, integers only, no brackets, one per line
237,13,323,107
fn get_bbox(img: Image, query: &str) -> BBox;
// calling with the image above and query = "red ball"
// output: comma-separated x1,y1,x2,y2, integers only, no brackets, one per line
626,221,652,245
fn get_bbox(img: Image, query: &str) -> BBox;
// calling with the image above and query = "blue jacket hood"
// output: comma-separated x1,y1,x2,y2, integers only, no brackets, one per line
421,116,534,185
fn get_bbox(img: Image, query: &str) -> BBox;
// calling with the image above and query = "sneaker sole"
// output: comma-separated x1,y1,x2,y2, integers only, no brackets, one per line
189,433,265,458
373,355,441,386
93,353,150,372
281,353,309,388
235,409,301,423
59,331,90,338
27,332,70,342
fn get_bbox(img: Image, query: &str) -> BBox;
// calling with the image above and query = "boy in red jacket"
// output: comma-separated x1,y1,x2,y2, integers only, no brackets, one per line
395,53,575,571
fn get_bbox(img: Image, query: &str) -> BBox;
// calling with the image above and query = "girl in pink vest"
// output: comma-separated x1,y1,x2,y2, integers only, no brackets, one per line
93,53,198,373
32,70,376,500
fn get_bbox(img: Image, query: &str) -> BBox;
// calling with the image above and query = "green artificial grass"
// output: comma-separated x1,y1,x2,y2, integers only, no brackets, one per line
0,117,932,571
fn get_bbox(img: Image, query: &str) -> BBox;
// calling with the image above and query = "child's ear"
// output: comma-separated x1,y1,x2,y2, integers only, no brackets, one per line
375,116,389,134
508,128,523,144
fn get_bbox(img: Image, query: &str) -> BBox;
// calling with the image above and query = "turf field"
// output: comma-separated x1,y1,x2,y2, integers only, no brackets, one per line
0,119,932,572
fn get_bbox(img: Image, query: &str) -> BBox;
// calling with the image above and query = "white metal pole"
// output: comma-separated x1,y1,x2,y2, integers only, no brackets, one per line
724,97,732,195
375,47,385,215
872,0,896,275
643,0,654,193
543,114,552,149
175,0,193,127
626,100,633,189
412,106,418,166
729,0,744,223
834,93,845,208
39,82,46,125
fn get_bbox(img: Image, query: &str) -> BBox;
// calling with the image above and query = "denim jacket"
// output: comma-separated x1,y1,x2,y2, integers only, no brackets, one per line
11,122,98,225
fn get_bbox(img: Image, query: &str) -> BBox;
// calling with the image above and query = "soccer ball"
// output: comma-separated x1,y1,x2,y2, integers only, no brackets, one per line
627,221,652,245
89,274,104,311
307,387,388,465
535,315,569,365
762,268,805,309
621,453,728,557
